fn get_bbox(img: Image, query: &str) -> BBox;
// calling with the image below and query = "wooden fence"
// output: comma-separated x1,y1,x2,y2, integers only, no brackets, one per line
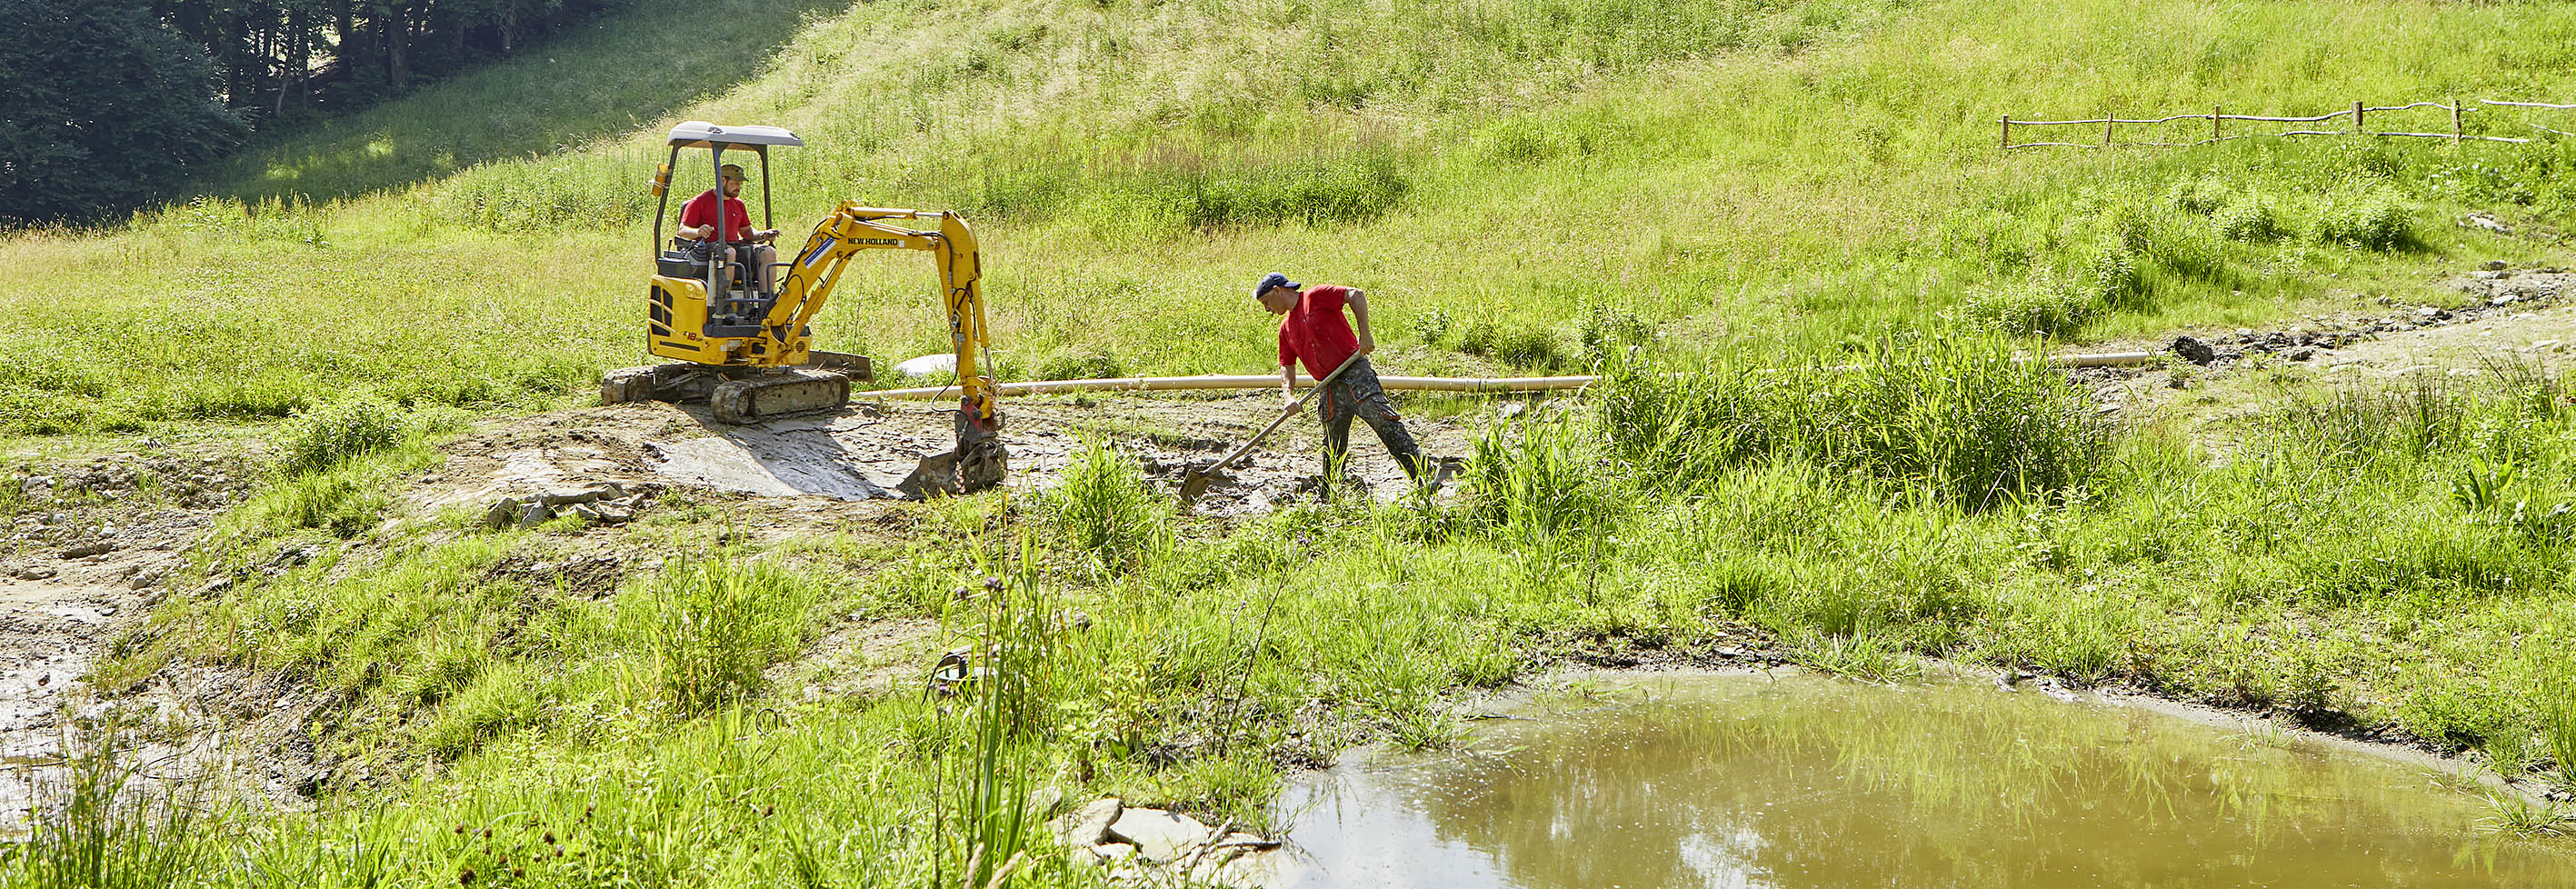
2002,99,2576,150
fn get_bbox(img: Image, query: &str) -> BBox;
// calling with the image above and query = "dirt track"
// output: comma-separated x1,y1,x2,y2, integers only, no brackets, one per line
421,394,1475,520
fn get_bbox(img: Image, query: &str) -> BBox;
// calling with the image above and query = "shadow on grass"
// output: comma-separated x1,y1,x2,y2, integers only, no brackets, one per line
186,0,852,205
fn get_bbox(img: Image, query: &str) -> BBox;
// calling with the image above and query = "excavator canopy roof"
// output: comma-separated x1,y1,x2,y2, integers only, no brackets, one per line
664,121,803,150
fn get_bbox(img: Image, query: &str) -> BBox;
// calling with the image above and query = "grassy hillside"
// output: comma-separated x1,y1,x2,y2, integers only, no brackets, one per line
10,0,2576,884
5,0,2576,440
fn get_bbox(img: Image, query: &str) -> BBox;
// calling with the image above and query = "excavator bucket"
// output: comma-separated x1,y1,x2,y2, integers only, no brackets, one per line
895,438,1007,499
895,410,1008,498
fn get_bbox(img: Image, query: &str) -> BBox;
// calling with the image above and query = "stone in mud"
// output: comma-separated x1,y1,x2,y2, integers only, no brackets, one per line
2170,335,2216,365
540,483,624,506
2288,347,2317,362
1108,807,1213,863
1053,797,1123,847
15,565,57,581
61,541,114,559
515,503,553,529
590,503,634,524
484,498,524,529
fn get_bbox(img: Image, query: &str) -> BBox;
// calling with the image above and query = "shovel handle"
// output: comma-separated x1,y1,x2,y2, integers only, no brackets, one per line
1202,353,1366,476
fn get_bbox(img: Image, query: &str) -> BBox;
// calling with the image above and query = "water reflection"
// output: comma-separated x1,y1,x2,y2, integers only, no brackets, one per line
1279,673,2576,888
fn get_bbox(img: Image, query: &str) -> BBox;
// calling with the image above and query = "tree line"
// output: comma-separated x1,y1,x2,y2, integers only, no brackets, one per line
1,0,622,225
159,0,624,121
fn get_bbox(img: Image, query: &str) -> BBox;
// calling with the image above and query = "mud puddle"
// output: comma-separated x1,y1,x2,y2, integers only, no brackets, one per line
1274,671,2576,888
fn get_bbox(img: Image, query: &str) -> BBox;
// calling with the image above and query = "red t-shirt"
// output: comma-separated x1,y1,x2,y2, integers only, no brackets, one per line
1277,285,1360,381
678,189,752,242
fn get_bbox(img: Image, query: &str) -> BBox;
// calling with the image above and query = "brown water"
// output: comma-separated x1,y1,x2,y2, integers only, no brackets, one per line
1275,672,2576,889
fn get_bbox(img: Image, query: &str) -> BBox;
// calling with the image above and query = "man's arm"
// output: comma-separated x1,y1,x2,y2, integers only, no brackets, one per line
1281,363,1297,405
1347,288,1374,355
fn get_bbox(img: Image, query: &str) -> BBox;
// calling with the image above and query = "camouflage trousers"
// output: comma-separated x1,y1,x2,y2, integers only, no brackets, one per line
1316,357,1426,484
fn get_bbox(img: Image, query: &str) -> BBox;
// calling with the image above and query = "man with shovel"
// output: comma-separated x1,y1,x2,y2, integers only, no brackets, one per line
1253,272,1433,494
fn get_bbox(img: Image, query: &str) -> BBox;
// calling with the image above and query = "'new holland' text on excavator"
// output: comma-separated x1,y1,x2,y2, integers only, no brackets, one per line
600,121,1007,497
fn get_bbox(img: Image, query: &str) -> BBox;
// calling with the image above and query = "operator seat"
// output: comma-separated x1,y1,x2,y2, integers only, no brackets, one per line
663,236,759,295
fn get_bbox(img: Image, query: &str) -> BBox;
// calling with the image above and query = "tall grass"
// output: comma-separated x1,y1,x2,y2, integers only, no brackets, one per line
1598,336,2113,508
644,556,824,714
6,722,222,889
1463,413,1619,538
2541,665,2576,789
1046,442,1171,575
935,544,1060,889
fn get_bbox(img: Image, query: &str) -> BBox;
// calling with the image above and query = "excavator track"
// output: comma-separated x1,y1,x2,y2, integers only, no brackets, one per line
708,370,852,425
601,352,870,424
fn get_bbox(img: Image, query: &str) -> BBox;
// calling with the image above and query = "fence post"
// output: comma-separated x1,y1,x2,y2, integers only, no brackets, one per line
2103,113,2114,148
2212,105,2222,143
2352,100,2365,135
2002,116,2011,150
2451,97,2463,145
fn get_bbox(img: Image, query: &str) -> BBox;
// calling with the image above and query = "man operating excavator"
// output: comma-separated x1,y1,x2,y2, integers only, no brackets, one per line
678,163,782,295
1253,272,1435,495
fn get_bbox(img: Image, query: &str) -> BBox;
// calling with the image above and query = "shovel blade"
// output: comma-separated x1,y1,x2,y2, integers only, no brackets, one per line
896,450,965,500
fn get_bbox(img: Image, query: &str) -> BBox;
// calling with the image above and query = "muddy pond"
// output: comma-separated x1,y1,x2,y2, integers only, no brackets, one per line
1273,671,2576,888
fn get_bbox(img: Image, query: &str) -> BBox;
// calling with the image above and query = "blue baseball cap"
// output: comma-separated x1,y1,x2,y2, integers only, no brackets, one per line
1253,272,1300,300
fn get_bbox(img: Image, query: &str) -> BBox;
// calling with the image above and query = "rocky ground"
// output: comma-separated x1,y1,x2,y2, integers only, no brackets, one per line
0,450,280,837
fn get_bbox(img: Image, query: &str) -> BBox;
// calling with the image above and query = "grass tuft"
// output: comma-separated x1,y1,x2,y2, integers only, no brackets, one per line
1599,336,2112,508
643,557,821,714
12,721,222,889
1047,442,1170,574
280,397,407,475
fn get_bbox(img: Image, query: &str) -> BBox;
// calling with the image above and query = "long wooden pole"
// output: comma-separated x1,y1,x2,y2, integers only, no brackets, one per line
856,352,2166,400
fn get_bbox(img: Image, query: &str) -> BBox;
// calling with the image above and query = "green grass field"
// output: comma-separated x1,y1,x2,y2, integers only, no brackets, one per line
8,0,2576,441
8,0,2576,884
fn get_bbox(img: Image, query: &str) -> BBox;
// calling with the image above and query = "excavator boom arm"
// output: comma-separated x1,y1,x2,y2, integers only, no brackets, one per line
772,205,992,416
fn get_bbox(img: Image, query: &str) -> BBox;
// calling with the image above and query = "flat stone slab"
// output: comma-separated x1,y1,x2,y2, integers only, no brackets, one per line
1052,796,1122,847
1106,807,1212,863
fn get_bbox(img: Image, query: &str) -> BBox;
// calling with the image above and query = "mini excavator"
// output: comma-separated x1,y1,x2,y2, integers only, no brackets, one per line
600,121,1007,496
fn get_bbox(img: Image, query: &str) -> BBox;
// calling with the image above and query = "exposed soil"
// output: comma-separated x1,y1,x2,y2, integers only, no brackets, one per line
0,451,292,838
2084,264,2576,422
418,394,1475,521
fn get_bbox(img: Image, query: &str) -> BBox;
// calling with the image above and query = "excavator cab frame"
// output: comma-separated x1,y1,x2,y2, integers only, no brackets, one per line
644,121,805,366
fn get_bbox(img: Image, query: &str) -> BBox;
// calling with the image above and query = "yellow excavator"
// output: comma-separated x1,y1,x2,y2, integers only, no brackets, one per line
600,121,1007,496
